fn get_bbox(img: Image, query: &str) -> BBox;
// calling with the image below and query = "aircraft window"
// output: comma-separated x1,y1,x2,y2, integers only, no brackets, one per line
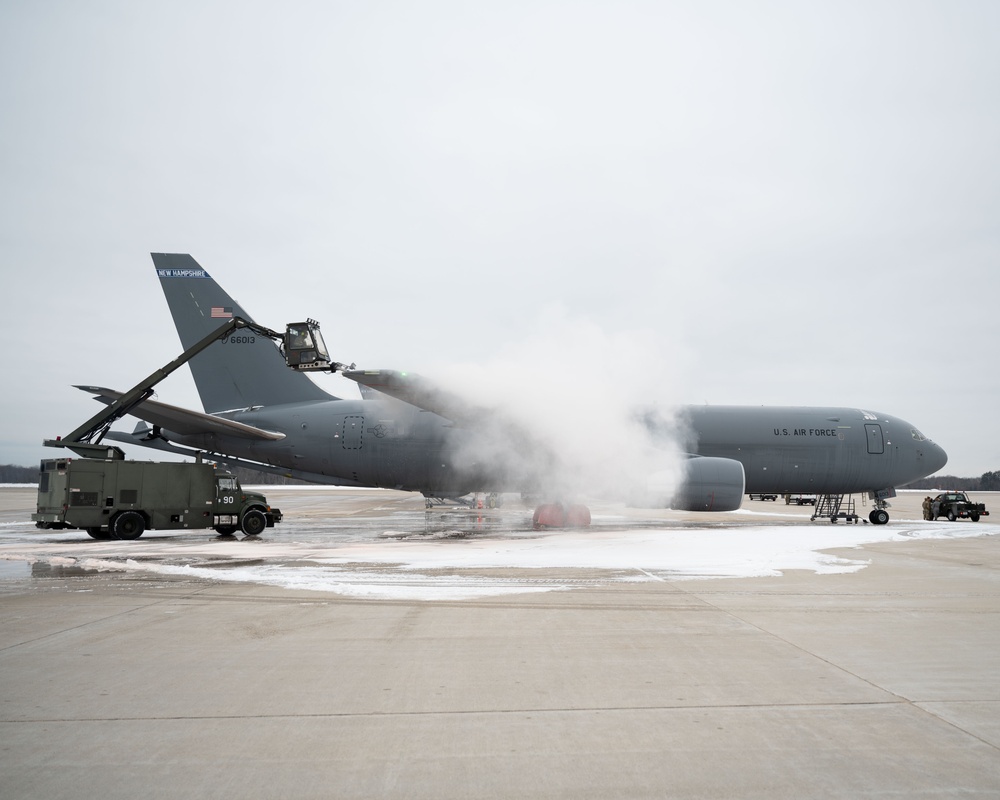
910,429,927,441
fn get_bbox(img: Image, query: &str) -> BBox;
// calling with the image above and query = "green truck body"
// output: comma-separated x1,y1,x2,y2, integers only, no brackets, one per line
32,458,281,539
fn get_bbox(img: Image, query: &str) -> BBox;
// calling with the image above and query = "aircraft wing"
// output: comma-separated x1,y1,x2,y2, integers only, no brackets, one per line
75,386,286,441
341,369,483,424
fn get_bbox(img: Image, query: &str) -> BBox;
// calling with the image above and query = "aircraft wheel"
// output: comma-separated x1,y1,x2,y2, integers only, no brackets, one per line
532,503,565,529
872,509,889,525
566,504,592,527
241,509,267,536
112,511,146,540
86,527,111,540
532,503,592,529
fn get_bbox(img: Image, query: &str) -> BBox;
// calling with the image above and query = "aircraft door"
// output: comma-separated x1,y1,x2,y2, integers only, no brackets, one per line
865,424,884,455
342,416,364,449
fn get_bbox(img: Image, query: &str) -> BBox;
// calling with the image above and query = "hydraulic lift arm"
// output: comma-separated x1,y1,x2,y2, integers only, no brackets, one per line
46,317,285,459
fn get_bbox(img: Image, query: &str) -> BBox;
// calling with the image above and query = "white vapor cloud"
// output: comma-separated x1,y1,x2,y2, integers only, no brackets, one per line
428,306,691,500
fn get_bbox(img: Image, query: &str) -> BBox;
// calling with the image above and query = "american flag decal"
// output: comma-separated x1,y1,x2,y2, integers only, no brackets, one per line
211,306,233,318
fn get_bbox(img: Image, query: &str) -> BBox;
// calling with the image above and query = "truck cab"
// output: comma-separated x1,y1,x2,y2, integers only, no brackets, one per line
211,473,276,536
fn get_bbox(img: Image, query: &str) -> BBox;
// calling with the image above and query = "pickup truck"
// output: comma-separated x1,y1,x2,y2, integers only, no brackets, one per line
930,492,989,522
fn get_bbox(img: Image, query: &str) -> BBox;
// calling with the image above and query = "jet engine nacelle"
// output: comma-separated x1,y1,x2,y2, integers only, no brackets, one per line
633,456,745,512
672,456,745,511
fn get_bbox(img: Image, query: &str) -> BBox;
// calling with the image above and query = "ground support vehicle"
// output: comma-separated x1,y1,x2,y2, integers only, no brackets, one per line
33,315,305,539
32,457,281,539
749,493,778,501
784,494,817,505
931,492,989,522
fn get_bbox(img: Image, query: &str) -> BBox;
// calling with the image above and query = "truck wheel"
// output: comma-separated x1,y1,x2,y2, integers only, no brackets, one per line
241,509,267,536
112,511,146,540
971,512,980,522
947,511,957,522
86,527,111,540
214,525,238,536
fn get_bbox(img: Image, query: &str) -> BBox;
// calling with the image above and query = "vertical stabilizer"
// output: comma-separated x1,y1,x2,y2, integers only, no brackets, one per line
152,253,335,412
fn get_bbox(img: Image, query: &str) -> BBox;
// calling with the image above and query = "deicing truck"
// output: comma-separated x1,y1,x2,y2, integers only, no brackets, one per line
33,457,281,539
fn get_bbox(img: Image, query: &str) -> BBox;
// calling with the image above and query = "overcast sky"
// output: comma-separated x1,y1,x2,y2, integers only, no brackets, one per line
1,1,997,477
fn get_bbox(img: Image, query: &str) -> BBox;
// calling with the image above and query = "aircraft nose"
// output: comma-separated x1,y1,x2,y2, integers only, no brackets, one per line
924,440,948,475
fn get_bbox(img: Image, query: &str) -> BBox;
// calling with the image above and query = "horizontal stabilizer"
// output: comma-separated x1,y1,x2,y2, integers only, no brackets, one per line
75,386,285,441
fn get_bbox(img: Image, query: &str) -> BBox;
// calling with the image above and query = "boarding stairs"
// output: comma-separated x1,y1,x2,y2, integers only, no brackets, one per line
811,494,860,524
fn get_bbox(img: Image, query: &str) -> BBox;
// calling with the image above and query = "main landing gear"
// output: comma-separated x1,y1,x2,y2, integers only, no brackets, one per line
421,493,594,529
422,492,503,509
532,503,592,529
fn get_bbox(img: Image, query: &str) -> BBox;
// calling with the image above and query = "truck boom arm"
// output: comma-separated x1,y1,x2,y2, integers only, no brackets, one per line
47,317,284,459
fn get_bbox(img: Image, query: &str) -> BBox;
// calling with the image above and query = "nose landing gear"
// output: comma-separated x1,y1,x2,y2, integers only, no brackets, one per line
869,507,890,525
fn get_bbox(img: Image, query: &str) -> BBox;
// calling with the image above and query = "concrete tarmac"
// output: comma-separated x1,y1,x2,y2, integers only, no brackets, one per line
1,488,999,798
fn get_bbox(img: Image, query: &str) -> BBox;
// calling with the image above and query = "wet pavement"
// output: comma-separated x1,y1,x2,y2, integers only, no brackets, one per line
2,487,999,798
2,488,998,601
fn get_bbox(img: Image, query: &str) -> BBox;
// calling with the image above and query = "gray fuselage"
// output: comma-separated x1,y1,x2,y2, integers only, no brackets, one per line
680,405,946,495
164,400,947,498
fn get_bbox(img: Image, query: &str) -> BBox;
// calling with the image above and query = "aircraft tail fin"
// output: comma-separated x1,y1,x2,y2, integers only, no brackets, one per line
152,253,335,412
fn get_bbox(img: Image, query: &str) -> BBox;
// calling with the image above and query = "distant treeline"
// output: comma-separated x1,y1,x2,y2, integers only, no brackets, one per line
0,463,307,485
225,466,310,485
1,464,38,483
901,471,1000,492
4,462,999,491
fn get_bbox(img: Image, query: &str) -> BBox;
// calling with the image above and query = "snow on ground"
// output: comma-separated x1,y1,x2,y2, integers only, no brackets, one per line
0,514,993,601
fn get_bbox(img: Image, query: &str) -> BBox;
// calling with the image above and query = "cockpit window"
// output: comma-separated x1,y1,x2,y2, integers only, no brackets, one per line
911,428,927,441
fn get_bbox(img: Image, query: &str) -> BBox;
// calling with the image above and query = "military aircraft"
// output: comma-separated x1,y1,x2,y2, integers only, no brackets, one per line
84,253,947,525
